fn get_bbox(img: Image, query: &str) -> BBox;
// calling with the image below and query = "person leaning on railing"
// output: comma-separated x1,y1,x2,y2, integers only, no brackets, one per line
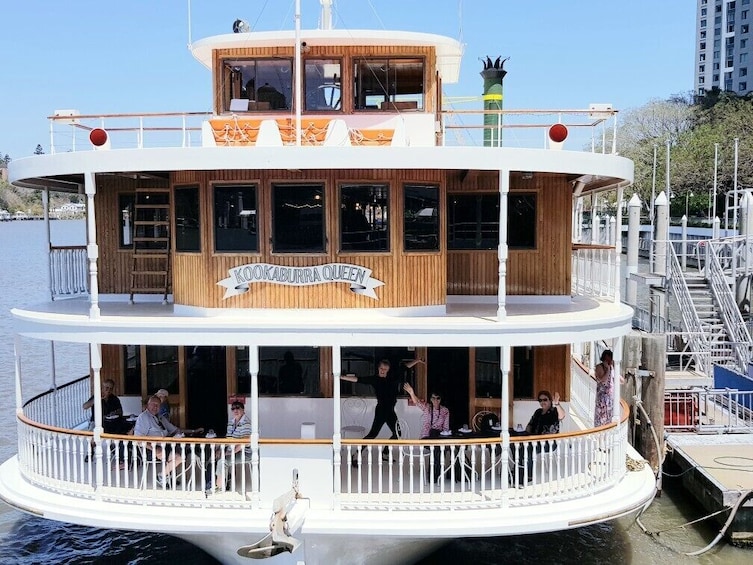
134,395,203,487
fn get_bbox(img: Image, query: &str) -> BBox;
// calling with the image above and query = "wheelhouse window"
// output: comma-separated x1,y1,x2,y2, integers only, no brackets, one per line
222,58,293,112
404,184,439,251
304,59,342,111
340,184,389,252
234,346,321,396
118,193,135,248
272,184,325,253
508,193,537,249
175,185,200,252
353,57,424,110
214,184,258,252
447,194,500,250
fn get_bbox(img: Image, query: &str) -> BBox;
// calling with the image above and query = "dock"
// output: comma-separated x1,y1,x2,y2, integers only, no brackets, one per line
664,433,753,545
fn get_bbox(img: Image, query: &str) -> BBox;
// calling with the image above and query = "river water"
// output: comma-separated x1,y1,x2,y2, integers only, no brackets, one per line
0,220,748,564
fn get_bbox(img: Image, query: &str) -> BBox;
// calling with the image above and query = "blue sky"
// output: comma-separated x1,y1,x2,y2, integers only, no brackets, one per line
0,0,695,159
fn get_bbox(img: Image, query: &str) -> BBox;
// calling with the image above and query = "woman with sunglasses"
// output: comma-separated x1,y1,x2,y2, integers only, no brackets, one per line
208,400,252,494
511,390,565,486
403,383,450,439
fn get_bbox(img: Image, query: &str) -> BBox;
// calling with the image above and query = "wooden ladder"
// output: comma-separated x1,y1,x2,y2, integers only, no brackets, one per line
129,188,171,303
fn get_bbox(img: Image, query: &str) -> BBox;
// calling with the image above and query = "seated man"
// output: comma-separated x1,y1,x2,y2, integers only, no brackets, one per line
510,390,565,485
208,400,252,493
82,378,123,428
134,395,202,486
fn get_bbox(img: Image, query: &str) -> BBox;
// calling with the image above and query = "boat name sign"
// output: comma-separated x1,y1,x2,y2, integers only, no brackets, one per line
218,262,385,299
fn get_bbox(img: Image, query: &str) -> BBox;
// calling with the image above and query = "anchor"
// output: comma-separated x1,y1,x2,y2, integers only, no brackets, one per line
237,469,305,559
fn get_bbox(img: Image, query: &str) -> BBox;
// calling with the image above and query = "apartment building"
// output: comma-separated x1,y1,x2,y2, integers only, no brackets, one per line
695,0,753,95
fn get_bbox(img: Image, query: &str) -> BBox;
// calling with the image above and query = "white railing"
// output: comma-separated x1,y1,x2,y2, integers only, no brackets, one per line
50,245,88,299
46,107,618,153
23,375,90,430
440,107,618,151
340,423,625,508
665,388,753,433
571,245,618,300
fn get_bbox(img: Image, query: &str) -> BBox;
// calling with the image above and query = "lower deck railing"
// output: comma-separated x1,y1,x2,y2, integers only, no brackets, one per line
16,411,627,511
664,388,753,433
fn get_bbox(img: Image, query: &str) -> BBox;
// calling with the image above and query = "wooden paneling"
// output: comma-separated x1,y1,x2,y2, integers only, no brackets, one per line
172,169,446,309
447,172,572,296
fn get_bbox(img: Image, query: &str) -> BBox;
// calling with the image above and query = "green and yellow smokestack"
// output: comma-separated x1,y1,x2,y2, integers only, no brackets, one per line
481,56,509,147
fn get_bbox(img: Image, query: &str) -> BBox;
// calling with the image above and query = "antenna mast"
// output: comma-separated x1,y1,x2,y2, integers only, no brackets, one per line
320,0,333,30
187,0,192,48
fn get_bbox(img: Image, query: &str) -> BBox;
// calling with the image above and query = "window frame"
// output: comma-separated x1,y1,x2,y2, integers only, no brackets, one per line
353,56,425,111
220,57,294,113
271,183,326,254
213,183,259,253
174,184,201,253
339,183,390,252
303,58,343,112
403,184,440,252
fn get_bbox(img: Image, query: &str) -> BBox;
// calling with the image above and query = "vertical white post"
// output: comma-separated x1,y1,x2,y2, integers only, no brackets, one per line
14,336,23,414
497,169,509,320
654,192,669,277
332,344,342,506
650,144,658,272
681,215,688,271
249,346,260,507
733,137,739,238
84,173,100,319
91,343,104,492
43,189,54,300
294,0,302,146
712,143,719,225
612,339,623,424
499,346,510,499
626,194,641,307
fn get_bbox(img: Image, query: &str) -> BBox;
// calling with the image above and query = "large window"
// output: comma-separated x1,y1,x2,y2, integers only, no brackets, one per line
272,184,325,253
475,347,533,399
448,194,500,250
123,345,179,396
235,346,321,396
508,193,537,249
340,184,389,252
222,58,293,112
175,185,200,252
214,184,258,252
353,57,424,110
304,59,342,111
404,184,439,251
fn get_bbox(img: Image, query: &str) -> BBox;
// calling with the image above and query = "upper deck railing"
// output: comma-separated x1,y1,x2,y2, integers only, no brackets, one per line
46,107,618,154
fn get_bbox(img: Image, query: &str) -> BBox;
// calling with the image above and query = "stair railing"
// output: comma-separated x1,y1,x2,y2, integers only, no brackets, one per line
667,245,712,376
706,238,753,372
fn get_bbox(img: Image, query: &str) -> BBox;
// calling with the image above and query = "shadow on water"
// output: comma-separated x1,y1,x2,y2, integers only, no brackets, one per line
0,517,219,565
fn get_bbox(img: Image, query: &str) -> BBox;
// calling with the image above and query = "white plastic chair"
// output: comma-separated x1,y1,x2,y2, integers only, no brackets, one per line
341,397,367,439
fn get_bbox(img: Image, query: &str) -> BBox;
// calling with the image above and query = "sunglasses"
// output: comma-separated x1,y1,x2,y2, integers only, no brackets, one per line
431,395,441,400
231,405,244,410
538,398,549,403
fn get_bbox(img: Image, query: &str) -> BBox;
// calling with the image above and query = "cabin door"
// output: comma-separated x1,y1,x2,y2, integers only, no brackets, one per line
426,348,469,430
186,346,228,435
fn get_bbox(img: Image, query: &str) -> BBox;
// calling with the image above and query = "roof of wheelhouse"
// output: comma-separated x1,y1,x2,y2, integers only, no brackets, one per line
189,29,465,83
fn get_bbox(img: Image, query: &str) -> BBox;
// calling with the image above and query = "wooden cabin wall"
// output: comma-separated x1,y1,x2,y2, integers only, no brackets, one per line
212,45,437,115
171,169,446,309
447,172,573,296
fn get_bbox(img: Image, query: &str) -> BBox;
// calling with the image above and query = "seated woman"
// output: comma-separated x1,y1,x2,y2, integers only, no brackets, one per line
208,400,252,493
403,383,451,483
511,390,565,485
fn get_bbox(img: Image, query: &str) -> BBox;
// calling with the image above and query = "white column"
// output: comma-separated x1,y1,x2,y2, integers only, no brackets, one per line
654,192,669,277
91,343,104,492
497,169,509,320
14,336,23,414
84,173,100,319
614,184,625,304
626,194,641,307
681,215,688,271
612,339,623,424
332,345,342,506
499,346,510,499
249,346,260,507
43,188,53,300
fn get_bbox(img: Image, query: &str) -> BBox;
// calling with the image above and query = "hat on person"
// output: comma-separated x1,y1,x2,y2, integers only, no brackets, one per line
155,389,169,399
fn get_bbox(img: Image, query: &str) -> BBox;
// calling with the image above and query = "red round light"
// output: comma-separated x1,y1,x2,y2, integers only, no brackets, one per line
89,128,108,146
549,123,568,143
